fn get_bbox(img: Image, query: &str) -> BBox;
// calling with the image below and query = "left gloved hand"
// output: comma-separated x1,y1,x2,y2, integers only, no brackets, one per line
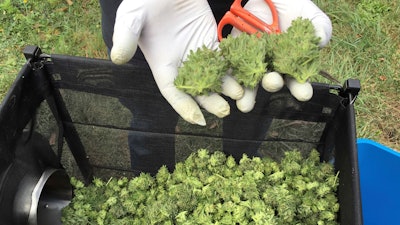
230,0,332,112
110,0,244,126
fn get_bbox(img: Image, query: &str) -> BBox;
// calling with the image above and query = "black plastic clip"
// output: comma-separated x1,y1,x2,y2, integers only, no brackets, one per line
22,46,51,71
340,79,361,104
23,45,42,61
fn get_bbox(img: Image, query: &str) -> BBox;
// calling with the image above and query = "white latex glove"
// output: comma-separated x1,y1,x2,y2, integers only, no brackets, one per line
110,0,244,126
231,0,332,111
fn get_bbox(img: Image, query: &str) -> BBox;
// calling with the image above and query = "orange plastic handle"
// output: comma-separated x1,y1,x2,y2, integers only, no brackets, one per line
217,0,280,41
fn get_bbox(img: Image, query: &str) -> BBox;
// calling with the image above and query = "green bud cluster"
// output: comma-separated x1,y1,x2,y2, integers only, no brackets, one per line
265,17,322,83
62,149,340,225
174,18,323,97
174,46,228,96
219,33,268,88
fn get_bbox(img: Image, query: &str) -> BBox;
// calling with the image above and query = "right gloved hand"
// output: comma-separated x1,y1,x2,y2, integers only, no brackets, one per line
110,0,244,126
230,0,332,112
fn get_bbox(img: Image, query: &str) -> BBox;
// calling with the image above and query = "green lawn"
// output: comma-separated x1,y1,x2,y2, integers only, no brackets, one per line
1,0,399,151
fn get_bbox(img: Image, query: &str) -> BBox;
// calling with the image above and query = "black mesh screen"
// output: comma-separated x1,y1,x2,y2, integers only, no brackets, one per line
35,54,344,179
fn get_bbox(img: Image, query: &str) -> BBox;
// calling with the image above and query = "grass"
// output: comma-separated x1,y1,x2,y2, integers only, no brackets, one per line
314,0,400,149
0,0,107,97
0,0,399,151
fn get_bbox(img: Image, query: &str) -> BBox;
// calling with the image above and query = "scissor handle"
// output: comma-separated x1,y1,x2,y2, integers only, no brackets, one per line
217,0,281,41
217,11,260,41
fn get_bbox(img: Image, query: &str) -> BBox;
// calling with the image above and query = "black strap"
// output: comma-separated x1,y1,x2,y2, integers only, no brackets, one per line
34,57,94,185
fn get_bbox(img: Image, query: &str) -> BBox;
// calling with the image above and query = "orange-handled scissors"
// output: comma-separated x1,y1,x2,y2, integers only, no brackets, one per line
217,0,281,41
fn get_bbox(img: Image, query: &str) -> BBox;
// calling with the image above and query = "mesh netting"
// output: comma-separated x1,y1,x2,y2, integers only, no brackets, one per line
30,54,344,180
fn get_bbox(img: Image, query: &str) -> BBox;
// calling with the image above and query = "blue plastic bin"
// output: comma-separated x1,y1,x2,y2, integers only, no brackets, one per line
357,138,400,225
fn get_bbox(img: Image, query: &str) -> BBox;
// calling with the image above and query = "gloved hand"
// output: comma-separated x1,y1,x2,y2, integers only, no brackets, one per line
110,0,244,126
230,0,333,112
